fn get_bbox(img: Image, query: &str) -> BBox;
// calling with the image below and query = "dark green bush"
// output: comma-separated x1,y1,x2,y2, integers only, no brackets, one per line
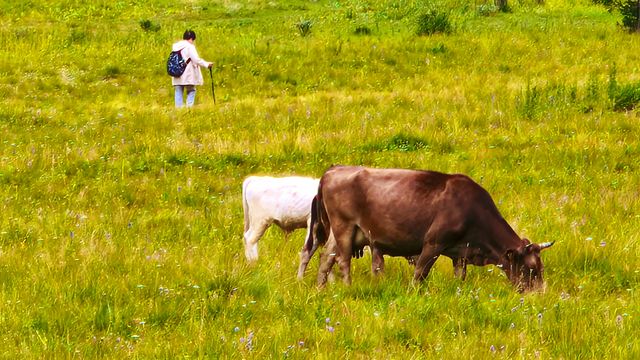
611,82,640,111
296,19,312,37
354,26,372,35
415,10,452,36
607,65,640,111
139,19,161,32
619,0,640,32
592,0,639,32
103,65,121,79
495,0,511,12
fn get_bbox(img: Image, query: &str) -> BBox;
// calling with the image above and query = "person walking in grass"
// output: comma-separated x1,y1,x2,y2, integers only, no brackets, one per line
171,29,213,108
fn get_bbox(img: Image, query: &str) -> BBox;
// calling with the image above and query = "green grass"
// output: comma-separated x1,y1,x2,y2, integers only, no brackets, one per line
1,0,639,358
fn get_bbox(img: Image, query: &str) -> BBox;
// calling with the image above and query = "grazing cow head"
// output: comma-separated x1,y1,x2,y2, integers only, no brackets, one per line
504,240,554,292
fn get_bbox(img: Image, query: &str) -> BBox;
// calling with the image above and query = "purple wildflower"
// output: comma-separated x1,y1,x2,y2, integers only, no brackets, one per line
326,326,335,333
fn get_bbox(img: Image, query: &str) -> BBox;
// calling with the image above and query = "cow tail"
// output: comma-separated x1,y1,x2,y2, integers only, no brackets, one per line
303,195,319,252
242,178,250,233
315,191,328,246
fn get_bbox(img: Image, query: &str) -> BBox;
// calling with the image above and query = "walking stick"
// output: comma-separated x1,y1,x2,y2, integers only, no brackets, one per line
209,67,216,104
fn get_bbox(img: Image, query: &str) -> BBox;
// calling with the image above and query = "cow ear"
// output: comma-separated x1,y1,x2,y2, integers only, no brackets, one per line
522,238,532,245
525,243,546,254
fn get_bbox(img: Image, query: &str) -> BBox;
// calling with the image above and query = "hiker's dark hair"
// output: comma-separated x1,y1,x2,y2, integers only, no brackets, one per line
183,30,196,40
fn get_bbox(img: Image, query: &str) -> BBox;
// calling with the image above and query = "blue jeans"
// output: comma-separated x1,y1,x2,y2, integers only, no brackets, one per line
174,85,196,108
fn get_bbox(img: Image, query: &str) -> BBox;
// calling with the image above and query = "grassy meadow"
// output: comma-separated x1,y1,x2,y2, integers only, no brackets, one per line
1,0,639,357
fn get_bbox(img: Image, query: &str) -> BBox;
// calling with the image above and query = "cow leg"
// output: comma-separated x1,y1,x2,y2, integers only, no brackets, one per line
371,247,385,276
332,225,353,285
297,237,319,280
297,217,316,280
317,234,338,286
413,243,442,283
317,223,353,286
297,246,315,280
243,220,270,262
453,258,467,280
318,221,353,285
337,255,352,285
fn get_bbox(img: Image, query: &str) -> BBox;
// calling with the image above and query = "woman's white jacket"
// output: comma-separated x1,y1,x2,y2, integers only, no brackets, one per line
171,40,212,86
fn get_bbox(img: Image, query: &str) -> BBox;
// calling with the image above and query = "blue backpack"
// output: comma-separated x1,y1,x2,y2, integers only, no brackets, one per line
167,48,191,77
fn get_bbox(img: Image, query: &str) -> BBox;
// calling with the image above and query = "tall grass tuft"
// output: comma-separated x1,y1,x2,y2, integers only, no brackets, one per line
296,19,313,37
610,81,640,111
139,19,161,32
607,63,640,110
415,10,452,36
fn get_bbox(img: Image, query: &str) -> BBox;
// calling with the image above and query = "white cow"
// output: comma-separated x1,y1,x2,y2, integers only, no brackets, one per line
242,176,320,262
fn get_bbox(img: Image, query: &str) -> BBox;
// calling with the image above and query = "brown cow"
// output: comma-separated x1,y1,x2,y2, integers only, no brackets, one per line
298,166,553,292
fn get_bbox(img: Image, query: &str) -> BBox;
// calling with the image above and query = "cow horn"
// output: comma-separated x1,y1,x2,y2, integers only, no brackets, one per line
539,241,555,250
